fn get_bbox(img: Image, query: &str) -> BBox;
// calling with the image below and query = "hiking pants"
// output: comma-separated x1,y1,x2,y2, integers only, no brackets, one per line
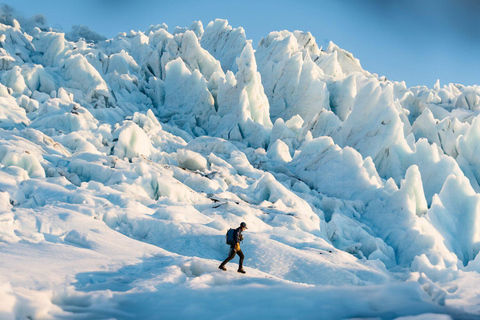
221,247,244,269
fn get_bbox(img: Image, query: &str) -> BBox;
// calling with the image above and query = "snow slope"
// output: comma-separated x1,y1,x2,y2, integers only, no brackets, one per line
1,17,480,319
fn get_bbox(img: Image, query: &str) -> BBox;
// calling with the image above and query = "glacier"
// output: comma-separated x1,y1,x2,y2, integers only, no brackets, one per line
1,17,480,319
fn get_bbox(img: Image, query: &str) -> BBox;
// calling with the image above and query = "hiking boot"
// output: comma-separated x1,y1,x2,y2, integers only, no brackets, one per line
237,268,246,274
218,265,227,271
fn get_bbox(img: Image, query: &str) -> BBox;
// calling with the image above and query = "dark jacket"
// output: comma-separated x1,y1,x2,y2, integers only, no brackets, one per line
232,227,243,247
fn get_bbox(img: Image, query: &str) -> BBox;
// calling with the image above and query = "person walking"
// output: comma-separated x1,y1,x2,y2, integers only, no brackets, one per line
219,222,247,273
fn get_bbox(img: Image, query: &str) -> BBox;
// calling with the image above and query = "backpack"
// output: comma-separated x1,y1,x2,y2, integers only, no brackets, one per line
226,228,235,245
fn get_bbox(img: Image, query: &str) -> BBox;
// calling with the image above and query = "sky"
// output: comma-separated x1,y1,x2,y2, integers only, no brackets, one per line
2,0,480,88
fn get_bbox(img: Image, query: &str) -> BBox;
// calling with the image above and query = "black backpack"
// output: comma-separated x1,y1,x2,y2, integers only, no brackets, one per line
226,228,235,245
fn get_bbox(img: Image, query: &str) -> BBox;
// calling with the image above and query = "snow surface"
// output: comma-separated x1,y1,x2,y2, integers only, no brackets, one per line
1,17,480,319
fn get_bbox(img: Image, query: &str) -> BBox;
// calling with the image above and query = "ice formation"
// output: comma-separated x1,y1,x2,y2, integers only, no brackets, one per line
1,17,480,319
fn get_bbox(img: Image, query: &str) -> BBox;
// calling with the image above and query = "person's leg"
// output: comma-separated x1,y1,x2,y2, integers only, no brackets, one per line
220,247,236,268
237,250,244,270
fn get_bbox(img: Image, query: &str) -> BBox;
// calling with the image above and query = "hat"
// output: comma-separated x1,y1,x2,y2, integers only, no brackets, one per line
240,222,248,229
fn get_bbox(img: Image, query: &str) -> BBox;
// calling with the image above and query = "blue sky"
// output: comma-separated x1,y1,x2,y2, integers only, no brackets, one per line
3,0,480,88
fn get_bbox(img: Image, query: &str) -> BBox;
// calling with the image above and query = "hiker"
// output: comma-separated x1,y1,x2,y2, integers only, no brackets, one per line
219,222,247,273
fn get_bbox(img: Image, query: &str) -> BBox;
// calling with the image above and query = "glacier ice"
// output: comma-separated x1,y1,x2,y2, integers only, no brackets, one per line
0,17,480,319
